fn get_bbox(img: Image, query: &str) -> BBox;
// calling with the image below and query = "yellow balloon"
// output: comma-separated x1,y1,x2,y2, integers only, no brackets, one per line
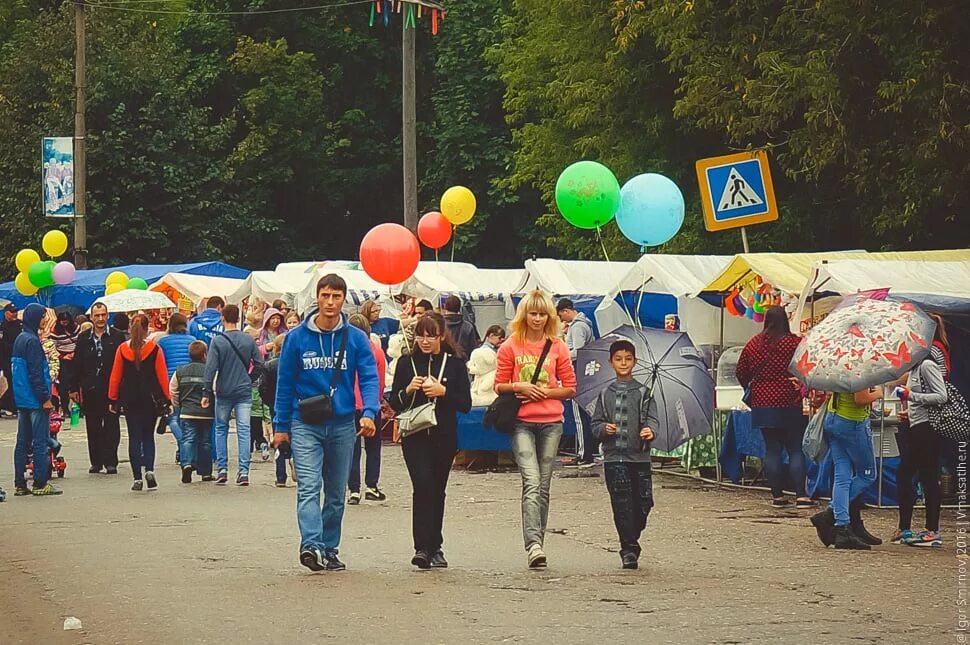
15,249,41,273
15,272,39,296
105,282,125,295
42,230,69,258
440,186,476,225
105,271,129,288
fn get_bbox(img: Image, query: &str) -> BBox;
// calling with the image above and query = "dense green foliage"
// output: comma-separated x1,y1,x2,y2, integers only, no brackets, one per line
0,0,966,276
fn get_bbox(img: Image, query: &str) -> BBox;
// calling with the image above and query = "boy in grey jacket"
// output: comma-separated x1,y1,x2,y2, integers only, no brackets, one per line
591,340,658,569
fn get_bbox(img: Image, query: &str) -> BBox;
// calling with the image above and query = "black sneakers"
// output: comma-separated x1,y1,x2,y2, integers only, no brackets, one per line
365,487,387,501
181,466,193,484
145,472,158,489
810,508,836,547
621,552,639,570
833,525,871,550
411,550,432,569
324,552,346,571
131,480,144,492
430,550,448,568
300,548,326,572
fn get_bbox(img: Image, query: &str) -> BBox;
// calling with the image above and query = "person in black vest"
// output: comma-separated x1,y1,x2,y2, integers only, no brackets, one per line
70,302,125,474
0,303,23,417
169,341,214,484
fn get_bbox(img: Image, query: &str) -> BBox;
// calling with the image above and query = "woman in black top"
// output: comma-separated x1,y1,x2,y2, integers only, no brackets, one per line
390,313,472,569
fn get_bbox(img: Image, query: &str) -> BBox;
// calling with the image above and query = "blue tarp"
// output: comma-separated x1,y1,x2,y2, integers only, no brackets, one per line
457,405,577,452
0,262,250,310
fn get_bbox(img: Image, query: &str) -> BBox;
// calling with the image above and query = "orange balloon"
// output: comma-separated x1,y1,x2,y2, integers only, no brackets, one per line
359,223,420,285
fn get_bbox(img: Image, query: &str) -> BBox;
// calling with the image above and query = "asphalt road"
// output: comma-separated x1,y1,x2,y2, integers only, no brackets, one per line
0,421,954,644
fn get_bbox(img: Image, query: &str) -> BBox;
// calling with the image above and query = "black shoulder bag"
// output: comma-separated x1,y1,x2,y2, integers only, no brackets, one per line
217,331,264,384
298,330,348,425
484,339,552,434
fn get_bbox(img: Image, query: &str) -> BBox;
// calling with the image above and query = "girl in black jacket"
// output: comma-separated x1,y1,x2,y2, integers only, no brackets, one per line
390,313,471,569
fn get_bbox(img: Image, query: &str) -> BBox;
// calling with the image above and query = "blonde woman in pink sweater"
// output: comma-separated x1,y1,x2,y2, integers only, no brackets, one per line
495,290,577,568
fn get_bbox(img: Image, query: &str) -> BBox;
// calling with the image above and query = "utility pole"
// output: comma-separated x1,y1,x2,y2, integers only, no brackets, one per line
74,0,88,269
401,16,418,232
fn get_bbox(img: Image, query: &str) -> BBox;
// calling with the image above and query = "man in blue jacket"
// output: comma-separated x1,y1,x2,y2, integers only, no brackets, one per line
273,274,379,572
12,303,62,496
188,296,225,346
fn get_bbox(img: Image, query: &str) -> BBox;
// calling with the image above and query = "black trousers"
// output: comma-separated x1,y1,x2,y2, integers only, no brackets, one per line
0,359,14,412
896,421,941,532
604,461,654,556
401,426,457,553
85,401,121,469
250,416,266,452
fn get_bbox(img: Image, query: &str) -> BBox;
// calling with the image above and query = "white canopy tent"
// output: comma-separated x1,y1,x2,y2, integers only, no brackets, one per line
522,258,636,296
149,273,246,312
795,260,970,328
595,255,761,347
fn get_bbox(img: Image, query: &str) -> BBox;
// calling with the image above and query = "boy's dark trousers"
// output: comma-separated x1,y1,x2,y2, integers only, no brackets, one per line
604,461,654,557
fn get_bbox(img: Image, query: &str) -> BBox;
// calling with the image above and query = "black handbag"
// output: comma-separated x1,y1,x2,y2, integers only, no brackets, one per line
297,330,348,425
484,339,552,434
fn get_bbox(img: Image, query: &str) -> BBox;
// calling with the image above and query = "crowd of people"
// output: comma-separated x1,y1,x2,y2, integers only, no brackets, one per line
3,275,956,571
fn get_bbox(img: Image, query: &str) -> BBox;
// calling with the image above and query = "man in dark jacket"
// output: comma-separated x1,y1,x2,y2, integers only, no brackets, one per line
70,301,125,474
442,295,480,360
201,304,262,486
0,303,23,417
12,303,61,496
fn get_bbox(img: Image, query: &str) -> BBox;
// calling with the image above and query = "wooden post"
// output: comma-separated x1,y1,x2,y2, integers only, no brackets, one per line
740,226,750,254
401,16,418,232
73,0,87,268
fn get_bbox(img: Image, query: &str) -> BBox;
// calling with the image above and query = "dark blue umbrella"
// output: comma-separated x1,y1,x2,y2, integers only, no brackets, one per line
575,325,714,452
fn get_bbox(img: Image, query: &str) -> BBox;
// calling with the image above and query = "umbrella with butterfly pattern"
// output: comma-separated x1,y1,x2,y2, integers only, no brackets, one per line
789,296,936,393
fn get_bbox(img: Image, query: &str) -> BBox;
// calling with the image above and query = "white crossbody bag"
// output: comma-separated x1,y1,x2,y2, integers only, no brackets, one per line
397,354,448,438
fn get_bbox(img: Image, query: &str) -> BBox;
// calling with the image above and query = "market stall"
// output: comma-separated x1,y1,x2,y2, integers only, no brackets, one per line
150,273,246,314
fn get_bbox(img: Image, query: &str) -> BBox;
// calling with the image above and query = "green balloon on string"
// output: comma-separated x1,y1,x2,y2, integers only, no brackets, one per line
27,260,55,288
555,161,621,230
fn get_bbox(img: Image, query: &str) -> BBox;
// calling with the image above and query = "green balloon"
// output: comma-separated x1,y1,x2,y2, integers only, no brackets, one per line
554,161,621,229
27,260,55,288
127,277,149,290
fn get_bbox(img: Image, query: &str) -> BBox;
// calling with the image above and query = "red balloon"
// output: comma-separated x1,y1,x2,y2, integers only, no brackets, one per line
359,223,421,285
417,211,452,250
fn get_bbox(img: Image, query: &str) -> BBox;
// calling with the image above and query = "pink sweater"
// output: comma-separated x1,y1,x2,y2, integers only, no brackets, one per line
494,336,577,424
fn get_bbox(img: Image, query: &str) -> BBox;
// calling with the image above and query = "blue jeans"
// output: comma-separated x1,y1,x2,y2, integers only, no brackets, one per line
348,415,382,492
126,411,157,480
180,418,213,477
512,422,563,550
168,411,182,449
214,394,252,475
824,413,876,526
291,416,357,554
15,408,51,488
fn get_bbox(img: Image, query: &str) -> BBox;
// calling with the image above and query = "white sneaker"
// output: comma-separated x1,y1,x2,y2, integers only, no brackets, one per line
527,544,547,568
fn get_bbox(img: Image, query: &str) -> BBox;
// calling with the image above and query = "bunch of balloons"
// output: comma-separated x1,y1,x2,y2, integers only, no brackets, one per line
104,271,148,295
555,162,685,249
416,186,477,251
724,278,782,321
14,230,76,297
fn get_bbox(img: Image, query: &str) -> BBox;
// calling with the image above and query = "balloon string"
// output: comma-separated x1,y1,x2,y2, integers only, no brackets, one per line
450,230,456,263
596,227,611,262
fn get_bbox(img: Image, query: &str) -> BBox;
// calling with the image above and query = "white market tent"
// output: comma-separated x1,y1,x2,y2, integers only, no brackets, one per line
522,258,636,296
596,254,761,346
795,259,970,326
149,273,246,312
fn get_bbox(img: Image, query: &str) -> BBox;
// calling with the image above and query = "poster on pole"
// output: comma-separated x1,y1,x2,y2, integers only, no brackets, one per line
42,137,75,218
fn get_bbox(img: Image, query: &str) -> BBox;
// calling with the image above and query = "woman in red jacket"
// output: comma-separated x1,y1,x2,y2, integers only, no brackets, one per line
736,306,812,508
109,314,171,491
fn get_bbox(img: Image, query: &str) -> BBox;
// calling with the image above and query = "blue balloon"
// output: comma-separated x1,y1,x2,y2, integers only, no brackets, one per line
616,173,685,248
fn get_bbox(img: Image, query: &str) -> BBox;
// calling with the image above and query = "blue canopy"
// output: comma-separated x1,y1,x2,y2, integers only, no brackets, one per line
0,262,250,310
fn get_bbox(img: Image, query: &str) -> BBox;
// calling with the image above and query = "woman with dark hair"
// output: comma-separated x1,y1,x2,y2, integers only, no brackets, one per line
736,306,812,508
389,314,471,569
893,314,949,548
108,314,171,491
50,311,81,420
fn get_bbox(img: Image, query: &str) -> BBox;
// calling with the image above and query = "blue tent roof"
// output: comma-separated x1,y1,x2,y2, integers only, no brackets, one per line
0,262,250,310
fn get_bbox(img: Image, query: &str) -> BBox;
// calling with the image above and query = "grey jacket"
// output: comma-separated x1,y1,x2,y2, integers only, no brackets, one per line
591,379,659,463
908,359,947,427
565,313,594,360
203,329,262,400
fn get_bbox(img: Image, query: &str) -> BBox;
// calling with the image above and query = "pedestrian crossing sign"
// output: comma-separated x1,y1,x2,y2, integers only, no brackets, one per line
695,150,778,232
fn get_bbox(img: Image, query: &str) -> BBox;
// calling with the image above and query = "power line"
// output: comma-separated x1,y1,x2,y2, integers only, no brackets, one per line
82,0,375,16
